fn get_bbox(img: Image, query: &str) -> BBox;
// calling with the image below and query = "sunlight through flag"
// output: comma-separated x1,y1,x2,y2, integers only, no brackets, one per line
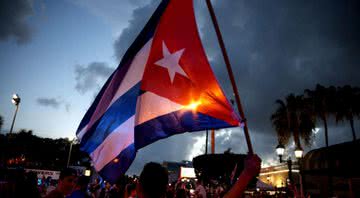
76,0,240,183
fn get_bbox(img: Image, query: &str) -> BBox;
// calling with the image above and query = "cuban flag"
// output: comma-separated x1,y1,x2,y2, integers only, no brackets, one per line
76,0,240,183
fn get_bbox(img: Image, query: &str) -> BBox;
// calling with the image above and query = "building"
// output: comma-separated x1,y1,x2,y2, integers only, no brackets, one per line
302,139,360,197
259,162,300,189
259,140,360,197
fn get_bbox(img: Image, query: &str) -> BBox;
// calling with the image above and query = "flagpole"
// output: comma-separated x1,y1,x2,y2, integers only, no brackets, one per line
205,0,254,154
211,129,215,154
205,129,209,154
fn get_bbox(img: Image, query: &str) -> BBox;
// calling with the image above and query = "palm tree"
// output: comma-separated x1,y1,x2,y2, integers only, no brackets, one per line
298,96,317,146
335,85,359,141
271,99,292,146
305,84,335,147
271,94,316,148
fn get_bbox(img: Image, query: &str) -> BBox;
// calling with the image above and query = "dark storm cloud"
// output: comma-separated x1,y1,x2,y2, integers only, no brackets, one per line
0,0,34,44
36,97,61,108
199,0,360,136
74,62,114,94
113,0,360,174
114,0,160,60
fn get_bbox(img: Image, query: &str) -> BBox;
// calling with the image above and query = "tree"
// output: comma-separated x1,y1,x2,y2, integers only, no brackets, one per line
305,84,335,147
335,85,359,141
0,115,3,132
271,99,291,146
271,94,316,148
1,129,89,169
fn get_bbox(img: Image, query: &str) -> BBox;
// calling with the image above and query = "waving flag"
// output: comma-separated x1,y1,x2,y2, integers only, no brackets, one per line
76,0,240,183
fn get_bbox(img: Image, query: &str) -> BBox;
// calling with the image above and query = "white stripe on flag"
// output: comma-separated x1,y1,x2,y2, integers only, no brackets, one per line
108,38,153,108
90,115,135,171
77,39,152,141
77,124,88,140
135,91,183,125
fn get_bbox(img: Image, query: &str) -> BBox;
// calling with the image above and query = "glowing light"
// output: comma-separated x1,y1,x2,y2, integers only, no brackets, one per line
184,101,202,110
12,94,21,105
85,170,91,176
260,169,299,176
180,167,196,178
276,144,285,156
294,149,303,159
113,158,119,163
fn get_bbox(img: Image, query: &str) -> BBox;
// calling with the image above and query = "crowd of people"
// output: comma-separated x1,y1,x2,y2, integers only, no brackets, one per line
0,154,262,198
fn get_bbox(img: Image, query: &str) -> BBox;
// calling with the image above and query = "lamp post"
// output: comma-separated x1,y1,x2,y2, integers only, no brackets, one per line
205,129,208,154
10,94,21,134
287,159,293,185
67,137,77,167
276,143,293,195
275,144,304,196
294,146,303,159
295,146,304,198
276,144,285,163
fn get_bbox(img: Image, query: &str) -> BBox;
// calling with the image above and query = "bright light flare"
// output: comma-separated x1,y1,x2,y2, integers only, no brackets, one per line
12,94,20,105
183,101,202,110
85,170,91,176
294,149,303,159
180,167,196,178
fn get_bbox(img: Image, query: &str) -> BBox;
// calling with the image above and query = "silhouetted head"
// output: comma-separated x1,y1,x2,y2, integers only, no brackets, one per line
76,175,90,191
138,162,168,198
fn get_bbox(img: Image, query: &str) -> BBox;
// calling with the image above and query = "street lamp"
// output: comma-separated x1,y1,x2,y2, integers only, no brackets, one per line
294,146,304,159
275,144,305,197
275,144,293,189
276,144,285,163
67,137,78,167
294,146,304,198
10,94,21,134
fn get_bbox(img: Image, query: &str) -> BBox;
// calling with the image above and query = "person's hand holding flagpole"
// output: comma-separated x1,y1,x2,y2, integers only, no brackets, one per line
225,154,261,198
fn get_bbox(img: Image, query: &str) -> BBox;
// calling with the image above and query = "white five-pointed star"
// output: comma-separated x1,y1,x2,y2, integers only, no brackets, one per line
155,41,188,83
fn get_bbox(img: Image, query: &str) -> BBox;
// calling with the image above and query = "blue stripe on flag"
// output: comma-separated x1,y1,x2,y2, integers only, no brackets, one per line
77,0,171,183
76,71,116,134
80,82,141,153
77,57,136,135
76,0,170,134
134,110,234,149
98,143,136,184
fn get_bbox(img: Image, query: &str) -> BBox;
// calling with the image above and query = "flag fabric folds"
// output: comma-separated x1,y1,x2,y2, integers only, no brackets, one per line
76,0,240,183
